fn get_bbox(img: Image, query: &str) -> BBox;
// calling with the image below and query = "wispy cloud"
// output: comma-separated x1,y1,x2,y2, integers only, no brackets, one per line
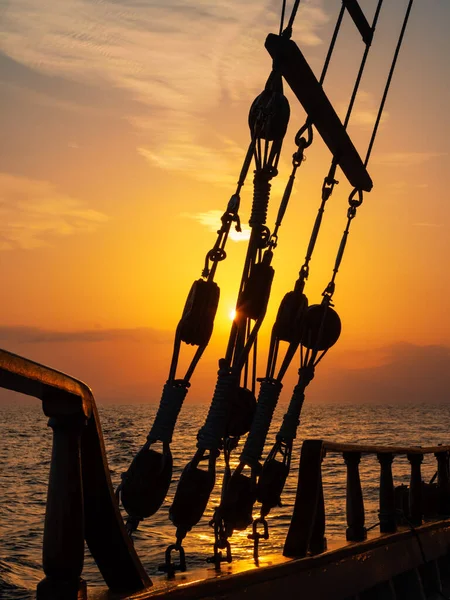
373,152,447,167
0,173,108,250
137,136,246,188
288,3,329,47
0,325,172,344
343,90,389,130
1,0,329,184
181,209,251,241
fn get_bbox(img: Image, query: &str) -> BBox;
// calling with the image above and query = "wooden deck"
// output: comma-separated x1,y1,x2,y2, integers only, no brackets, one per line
87,520,450,599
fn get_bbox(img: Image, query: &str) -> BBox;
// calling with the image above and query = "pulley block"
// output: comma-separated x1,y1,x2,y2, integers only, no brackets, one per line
274,289,308,343
226,386,257,438
221,471,256,533
179,279,220,346
239,262,274,321
248,73,290,142
169,459,215,534
300,304,341,351
257,458,289,515
121,445,173,519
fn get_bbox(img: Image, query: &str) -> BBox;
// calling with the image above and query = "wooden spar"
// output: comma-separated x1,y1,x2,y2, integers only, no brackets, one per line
343,0,373,45
265,33,373,193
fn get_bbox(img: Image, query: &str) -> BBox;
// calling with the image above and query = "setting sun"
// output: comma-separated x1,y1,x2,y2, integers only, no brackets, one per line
229,309,236,321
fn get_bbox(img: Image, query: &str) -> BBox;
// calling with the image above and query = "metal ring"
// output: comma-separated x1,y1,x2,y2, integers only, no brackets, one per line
294,122,313,148
208,248,227,263
348,188,363,208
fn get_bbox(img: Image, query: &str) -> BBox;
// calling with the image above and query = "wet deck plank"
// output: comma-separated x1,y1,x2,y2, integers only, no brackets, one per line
88,520,450,600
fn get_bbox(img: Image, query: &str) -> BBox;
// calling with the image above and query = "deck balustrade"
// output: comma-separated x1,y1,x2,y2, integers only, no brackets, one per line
285,439,450,558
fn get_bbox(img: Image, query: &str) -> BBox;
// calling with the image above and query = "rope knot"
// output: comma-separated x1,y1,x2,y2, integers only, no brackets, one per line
299,365,315,386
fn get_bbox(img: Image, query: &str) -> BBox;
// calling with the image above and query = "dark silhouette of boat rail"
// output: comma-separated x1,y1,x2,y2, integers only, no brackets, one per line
0,349,150,597
2,348,450,600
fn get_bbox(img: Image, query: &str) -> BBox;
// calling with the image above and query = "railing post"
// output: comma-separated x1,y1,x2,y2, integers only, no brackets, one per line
435,451,450,516
344,451,366,542
309,463,327,555
407,453,423,526
0,349,151,595
284,440,324,558
37,413,87,600
377,452,396,533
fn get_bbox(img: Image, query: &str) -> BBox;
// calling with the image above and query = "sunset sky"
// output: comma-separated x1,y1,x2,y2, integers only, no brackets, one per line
1,0,450,406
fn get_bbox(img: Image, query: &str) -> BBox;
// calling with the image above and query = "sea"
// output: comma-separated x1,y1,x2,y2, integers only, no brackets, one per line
1,402,449,599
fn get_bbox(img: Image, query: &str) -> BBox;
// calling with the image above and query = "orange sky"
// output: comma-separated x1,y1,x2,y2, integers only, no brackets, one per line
1,0,450,405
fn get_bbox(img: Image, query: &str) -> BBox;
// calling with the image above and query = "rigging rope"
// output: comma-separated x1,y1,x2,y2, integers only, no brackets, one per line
214,0,371,547
118,106,260,533
364,0,414,167
253,0,416,552
215,0,416,563
283,0,302,39
279,0,287,37
124,0,416,571
162,64,292,568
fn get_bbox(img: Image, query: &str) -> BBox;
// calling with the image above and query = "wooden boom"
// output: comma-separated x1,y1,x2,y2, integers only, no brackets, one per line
265,33,373,193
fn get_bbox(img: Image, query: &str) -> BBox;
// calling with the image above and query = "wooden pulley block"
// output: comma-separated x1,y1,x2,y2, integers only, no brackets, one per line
248,74,290,142
169,461,215,533
121,446,173,519
239,262,274,321
257,458,289,514
221,471,256,533
274,290,308,343
179,279,220,346
226,387,257,438
300,304,341,351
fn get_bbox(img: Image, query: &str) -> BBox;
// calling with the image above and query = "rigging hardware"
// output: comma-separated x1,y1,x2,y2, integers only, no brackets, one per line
252,0,415,557
214,0,379,554
162,64,292,568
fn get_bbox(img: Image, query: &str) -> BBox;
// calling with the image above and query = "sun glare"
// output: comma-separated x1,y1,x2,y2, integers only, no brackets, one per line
229,309,236,321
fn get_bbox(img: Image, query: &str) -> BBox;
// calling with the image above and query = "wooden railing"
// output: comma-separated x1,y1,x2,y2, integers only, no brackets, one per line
0,349,151,599
3,346,450,599
284,439,450,558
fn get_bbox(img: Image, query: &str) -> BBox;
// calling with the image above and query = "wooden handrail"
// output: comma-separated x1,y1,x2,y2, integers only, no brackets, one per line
0,349,151,598
284,439,450,559
0,348,93,417
323,441,450,455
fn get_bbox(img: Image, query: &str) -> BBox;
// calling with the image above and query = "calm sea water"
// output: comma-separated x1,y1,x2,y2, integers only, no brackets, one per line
1,402,449,599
